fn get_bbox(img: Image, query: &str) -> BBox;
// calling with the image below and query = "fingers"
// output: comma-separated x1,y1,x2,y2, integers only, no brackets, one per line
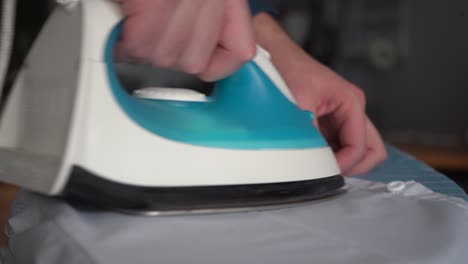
317,92,385,176
302,77,383,175
345,118,388,176
349,85,366,110
333,94,367,175
150,1,206,69
118,1,177,63
201,0,257,80
115,0,256,81
199,46,253,81
341,86,386,176
176,0,226,75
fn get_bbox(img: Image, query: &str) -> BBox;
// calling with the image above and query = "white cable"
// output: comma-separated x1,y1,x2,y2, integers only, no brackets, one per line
0,0,16,107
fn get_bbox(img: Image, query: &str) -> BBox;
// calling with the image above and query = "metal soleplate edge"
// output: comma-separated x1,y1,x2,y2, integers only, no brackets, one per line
119,188,347,217
61,166,346,216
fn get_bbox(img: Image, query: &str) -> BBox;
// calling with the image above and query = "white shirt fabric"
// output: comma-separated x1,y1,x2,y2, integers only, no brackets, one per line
1,178,467,264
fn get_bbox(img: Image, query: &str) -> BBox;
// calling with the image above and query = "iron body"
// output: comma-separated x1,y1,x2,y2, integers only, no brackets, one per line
0,0,344,213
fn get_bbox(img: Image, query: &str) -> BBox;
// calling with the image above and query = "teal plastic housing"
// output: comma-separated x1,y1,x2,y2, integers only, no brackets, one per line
104,24,328,149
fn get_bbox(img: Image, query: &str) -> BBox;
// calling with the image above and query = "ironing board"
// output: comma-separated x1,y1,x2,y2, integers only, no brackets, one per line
363,145,467,200
1,145,467,264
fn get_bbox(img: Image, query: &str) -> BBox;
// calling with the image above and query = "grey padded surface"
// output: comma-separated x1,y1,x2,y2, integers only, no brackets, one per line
1,178,467,264
362,145,467,200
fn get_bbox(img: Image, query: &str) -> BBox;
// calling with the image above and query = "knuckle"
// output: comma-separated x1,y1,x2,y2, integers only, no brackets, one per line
121,27,139,47
351,85,367,105
199,73,215,82
152,53,177,68
372,148,388,166
180,61,207,75
379,150,389,163
239,42,257,63
358,148,367,161
130,47,149,61
120,36,148,61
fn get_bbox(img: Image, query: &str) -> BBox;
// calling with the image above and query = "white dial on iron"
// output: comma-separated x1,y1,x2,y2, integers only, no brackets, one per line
133,87,208,102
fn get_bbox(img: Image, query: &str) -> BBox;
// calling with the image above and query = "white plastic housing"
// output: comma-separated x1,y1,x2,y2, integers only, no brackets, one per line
0,0,340,195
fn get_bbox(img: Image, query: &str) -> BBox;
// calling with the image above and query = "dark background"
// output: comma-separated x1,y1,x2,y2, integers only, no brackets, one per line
1,0,467,191
270,0,468,190
273,0,468,150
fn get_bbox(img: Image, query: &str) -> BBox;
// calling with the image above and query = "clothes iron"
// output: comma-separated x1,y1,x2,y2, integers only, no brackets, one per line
0,0,343,214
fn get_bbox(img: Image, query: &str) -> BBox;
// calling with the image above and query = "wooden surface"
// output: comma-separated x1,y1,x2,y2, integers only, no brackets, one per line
0,183,19,246
395,144,468,171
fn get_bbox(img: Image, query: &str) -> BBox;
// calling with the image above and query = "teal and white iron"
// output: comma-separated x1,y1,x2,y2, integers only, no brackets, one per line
0,0,343,214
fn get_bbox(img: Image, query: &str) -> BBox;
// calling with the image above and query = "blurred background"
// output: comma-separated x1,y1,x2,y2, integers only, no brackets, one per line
1,0,467,191
270,0,468,190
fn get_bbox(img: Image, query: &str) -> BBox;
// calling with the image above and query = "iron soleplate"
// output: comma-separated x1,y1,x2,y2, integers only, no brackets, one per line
60,166,345,216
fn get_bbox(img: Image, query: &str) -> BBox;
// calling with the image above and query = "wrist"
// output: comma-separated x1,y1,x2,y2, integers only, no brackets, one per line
253,14,290,52
253,14,311,87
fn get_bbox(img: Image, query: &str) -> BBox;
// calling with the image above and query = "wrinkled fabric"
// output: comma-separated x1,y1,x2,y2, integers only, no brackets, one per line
2,178,467,264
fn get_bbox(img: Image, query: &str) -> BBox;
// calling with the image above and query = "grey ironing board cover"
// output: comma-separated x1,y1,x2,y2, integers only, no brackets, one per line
362,146,467,200
1,146,467,264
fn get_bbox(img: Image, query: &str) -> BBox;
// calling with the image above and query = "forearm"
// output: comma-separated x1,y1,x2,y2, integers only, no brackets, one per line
253,13,330,94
